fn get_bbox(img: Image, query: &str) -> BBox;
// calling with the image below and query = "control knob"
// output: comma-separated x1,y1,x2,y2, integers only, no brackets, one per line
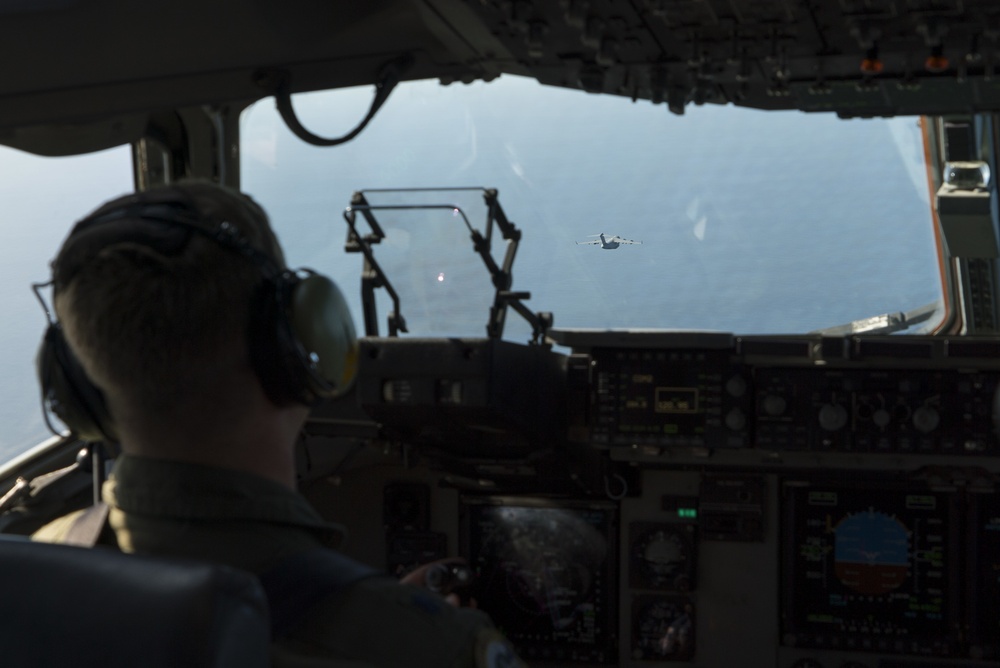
762,395,787,417
725,375,747,398
725,408,746,431
912,405,940,434
818,403,848,431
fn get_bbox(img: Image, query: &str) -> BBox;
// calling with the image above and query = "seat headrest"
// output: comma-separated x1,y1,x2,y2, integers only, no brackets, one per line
0,536,270,668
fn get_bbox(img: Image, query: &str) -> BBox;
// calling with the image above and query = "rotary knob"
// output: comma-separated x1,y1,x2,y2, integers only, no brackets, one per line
818,403,848,431
762,395,787,416
912,405,940,434
725,375,747,398
725,408,747,431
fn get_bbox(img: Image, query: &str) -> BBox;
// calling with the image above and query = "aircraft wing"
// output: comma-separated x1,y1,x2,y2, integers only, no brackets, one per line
576,240,601,245
611,236,642,245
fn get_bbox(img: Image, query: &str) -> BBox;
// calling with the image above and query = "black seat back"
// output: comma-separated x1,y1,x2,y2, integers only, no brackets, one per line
0,535,270,668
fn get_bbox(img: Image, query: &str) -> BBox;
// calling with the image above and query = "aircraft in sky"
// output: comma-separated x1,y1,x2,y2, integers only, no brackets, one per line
576,233,642,249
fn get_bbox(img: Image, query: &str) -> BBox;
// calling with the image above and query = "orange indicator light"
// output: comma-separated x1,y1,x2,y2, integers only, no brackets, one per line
925,54,949,73
860,57,884,74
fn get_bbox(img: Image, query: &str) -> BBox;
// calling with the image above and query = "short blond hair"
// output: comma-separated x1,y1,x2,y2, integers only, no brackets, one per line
53,182,285,412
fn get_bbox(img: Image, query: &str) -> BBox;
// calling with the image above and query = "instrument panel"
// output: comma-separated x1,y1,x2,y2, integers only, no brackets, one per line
448,480,998,667
572,333,1000,464
325,332,1000,667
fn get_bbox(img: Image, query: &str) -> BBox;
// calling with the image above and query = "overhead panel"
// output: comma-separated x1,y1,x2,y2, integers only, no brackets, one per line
458,0,1000,117
3,2,1000,132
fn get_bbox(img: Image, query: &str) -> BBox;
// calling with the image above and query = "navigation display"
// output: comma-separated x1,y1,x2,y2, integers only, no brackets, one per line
970,492,1000,659
462,498,617,664
782,483,960,657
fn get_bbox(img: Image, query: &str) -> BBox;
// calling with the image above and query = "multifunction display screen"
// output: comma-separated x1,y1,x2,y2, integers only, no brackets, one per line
970,492,1000,658
782,483,960,657
462,498,617,664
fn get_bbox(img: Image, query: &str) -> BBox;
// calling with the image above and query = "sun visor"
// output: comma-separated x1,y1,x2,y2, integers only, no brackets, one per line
0,114,148,157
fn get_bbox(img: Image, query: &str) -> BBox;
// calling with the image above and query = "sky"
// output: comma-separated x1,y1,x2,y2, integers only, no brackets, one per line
0,145,133,461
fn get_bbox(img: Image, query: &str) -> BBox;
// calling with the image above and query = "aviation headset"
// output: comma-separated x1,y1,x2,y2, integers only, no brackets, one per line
36,184,358,444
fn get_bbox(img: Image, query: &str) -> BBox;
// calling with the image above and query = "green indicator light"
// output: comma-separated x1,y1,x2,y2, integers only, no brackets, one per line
677,508,698,519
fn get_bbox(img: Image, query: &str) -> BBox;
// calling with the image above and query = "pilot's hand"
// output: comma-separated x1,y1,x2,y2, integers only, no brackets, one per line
399,558,477,608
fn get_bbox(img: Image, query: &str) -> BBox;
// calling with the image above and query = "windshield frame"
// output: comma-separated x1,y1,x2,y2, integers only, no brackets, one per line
240,76,947,342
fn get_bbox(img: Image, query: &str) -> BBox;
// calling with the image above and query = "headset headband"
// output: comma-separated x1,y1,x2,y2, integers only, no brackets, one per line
54,201,284,290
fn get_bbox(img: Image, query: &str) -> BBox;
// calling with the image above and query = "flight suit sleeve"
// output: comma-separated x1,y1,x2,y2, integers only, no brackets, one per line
30,508,86,544
278,577,525,668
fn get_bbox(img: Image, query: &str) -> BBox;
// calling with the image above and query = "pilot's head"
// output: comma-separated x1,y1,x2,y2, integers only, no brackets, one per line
51,182,286,421
43,180,357,456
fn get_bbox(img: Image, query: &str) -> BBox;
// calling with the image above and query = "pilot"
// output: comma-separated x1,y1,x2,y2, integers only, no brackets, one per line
33,181,523,668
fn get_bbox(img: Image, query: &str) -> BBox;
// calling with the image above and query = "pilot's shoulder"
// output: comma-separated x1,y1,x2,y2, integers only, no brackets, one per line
287,577,524,668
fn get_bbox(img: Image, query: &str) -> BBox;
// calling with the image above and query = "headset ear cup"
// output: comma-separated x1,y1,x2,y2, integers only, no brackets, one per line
36,325,117,443
248,272,358,407
290,273,358,398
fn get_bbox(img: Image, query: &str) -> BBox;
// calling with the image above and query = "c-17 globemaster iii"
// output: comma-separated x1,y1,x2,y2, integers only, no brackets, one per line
576,233,642,249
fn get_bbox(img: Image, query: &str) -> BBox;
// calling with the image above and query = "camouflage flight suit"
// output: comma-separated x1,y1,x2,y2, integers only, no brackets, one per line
35,455,524,668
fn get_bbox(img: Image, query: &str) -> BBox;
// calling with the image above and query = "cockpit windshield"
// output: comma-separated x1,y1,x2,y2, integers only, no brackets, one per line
0,75,943,462
0,146,132,463
242,75,942,342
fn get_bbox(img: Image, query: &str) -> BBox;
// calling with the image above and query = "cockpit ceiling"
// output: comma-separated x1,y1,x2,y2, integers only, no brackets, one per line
1,0,998,132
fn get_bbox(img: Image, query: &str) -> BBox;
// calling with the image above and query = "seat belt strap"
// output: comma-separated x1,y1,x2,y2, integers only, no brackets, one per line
61,502,110,548
259,548,380,640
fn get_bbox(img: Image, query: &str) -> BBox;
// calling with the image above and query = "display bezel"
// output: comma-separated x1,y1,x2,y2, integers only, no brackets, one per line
460,496,619,664
968,491,1000,659
780,480,962,657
